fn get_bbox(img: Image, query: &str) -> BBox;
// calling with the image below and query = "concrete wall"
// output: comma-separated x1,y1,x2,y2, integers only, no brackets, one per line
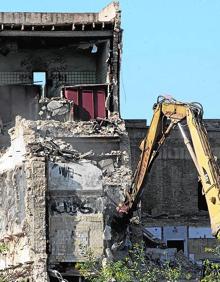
0,84,40,148
0,124,48,281
96,41,109,84
0,46,96,79
0,85,40,124
0,42,110,97
48,158,105,261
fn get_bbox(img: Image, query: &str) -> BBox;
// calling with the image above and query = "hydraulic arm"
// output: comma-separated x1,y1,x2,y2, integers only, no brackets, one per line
117,96,220,237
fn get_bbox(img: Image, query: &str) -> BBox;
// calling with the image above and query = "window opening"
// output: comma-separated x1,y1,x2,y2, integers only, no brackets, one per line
167,240,184,252
33,72,46,97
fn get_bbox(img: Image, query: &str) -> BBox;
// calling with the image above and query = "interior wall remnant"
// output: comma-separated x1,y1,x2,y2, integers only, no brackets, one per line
0,85,40,125
0,47,96,74
0,85,40,148
96,41,109,84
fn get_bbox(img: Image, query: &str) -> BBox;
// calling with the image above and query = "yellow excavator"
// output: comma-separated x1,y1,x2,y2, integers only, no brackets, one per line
117,96,220,238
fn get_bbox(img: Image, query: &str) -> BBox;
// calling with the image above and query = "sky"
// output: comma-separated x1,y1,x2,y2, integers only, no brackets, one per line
1,0,220,122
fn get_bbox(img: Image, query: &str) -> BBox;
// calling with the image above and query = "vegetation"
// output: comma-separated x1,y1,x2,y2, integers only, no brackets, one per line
76,243,191,282
0,244,8,254
77,240,220,282
201,243,220,282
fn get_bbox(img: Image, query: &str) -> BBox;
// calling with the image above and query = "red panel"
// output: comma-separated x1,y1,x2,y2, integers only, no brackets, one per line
81,90,94,119
64,89,79,105
95,90,106,118
64,89,79,119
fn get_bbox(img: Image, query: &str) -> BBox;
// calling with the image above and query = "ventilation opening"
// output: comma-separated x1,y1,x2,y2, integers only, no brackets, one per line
167,240,184,252
198,181,208,211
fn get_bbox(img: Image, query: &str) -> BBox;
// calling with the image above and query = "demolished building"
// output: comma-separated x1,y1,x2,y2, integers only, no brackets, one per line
0,1,219,281
0,2,133,281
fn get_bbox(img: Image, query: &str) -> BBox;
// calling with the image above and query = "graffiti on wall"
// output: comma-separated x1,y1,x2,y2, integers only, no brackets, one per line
51,199,93,215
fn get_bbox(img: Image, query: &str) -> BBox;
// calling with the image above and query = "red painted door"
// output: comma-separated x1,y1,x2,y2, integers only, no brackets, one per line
95,90,106,118
81,90,94,120
64,88,79,106
64,88,79,119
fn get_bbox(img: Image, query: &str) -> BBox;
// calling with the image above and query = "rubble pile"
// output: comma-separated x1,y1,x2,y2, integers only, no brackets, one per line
103,165,132,187
174,250,201,277
20,115,127,137
29,138,93,161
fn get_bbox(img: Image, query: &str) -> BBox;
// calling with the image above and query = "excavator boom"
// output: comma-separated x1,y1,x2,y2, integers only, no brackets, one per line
118,96,220,237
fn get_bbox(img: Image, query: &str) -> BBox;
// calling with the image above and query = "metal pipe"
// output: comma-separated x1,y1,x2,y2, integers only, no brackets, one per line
178,123,201,174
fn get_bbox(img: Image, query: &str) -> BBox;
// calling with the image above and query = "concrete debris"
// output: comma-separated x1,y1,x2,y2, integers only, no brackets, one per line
39,97,72,119
29,139,93,161
98,158,115,173
0,263,33,282
145,248,201,279
143,229,166,247
174,250,201,276
47,100,70,116
103,165,132,187
146,247,177,262
105,248,114,260
94,114,126,134
103,225,112,240
111,241,124,252
21,117,126,137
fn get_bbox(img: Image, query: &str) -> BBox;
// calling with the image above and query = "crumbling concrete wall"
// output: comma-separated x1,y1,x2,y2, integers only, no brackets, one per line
0,119,48,281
